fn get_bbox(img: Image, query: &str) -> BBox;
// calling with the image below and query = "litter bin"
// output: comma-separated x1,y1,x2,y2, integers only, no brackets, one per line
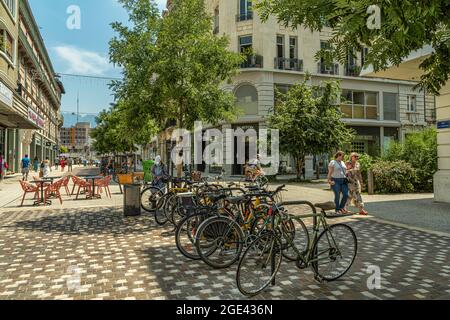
124,184,142,217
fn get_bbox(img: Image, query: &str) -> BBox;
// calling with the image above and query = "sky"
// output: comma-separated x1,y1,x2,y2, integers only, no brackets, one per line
28,0,167,121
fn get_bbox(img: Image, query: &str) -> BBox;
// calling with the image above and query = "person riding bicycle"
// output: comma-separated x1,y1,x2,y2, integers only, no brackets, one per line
247,154,265,180
151,156,169,190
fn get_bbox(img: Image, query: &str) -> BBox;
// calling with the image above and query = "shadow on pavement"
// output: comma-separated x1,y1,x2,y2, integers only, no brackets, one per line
364,198,450,234
11,207,157,236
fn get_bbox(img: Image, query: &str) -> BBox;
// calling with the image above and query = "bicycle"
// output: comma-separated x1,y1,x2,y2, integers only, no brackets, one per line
236,201,357,296
193,185,289,269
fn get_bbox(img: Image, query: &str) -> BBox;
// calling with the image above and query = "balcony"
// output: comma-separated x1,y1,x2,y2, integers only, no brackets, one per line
241,54,263,69
317,62,339,75
345,64,361,77
274,58,303,72
236,12,253,22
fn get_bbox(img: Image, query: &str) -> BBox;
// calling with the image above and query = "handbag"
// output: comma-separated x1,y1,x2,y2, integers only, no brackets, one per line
336,161,349,184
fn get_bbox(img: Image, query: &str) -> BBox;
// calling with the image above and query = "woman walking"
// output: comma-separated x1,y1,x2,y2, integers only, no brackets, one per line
60,158,66,172
42,157,51,178
33,156,39,172
327,151,349,214
345,153,368,215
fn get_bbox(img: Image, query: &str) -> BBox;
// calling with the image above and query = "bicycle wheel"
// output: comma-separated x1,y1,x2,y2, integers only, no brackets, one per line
154,193,171,226
195,216,244,269
281,217,310,262
175,212,208,260
311,223,357,281
256,175,268,188
141,187,164,212
236,231,282,297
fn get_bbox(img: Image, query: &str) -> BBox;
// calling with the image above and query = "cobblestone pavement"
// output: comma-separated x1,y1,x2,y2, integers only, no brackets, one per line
0,206,449,300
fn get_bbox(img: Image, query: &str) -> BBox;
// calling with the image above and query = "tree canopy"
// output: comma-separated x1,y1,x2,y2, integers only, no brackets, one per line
109,0,242,133
257,0,450,94
268,78,354,179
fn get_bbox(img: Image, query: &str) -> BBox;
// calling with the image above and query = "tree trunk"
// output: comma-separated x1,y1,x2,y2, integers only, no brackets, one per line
176,100,184,178
295,155,305,181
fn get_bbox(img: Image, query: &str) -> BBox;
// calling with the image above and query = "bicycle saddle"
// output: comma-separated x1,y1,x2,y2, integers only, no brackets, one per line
207,194,227,203
315,202,336,211
226,196,246,204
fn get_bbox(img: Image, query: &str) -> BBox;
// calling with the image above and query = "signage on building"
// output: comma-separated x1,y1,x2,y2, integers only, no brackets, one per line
437,120,450,130
0,81,13,108
28,108,45,128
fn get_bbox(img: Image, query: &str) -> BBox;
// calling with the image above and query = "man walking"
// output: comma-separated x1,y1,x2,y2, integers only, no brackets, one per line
21,154,31,181
68,157,73,172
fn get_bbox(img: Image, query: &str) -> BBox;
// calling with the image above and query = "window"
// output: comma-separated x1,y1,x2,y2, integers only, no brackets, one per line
239,35,252,53
383,93,398,121
238,0,253,21
276,35,284,59
0,29,14,62
2,0,15,16
361,48,369,67
340,90,378,120
235,84,258,115
407,95,417,112
289,37,297,60
213,7,219,34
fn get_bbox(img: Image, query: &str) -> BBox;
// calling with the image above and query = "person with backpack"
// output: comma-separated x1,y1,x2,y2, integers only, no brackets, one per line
21,154,31,181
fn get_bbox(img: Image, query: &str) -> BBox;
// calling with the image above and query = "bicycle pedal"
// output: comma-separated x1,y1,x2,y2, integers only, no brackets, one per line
314,274,325,283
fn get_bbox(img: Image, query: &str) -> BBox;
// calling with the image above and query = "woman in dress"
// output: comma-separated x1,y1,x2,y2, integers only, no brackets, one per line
42,157,51,177
345,153,368,215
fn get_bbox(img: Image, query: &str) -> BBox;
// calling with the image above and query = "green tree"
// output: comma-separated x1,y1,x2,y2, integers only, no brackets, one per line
59,146,69,154
268,78,354,179
257,0,450,94
383,128,437,192
109,0,243,131
90,106,146,156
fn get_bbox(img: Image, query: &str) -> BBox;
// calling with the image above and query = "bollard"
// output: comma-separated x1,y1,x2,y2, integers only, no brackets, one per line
124,184,142,217
367,169,374,195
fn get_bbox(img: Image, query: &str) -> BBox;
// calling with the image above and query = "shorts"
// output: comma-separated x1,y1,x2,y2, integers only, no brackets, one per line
22,168,29,174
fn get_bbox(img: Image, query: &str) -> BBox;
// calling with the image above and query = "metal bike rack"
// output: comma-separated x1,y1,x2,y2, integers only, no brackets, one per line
270,200,317,286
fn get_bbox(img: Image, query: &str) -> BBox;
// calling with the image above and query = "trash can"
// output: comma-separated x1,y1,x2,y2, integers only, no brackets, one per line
124,184,142,217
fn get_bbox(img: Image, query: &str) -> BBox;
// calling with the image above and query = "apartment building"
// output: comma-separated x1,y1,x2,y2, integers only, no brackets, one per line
0,0,64,173
60,122,93,159
201,0,436,177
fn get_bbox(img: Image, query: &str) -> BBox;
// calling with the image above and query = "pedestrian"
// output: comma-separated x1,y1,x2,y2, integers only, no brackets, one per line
33,156,39,172
327,151,349,214
67,158,73,172
0,152,7,184
42,157,51,178
151,156,169,190
60,158,66,172
345,153,368,215
55,158,59,171
21,154,31,181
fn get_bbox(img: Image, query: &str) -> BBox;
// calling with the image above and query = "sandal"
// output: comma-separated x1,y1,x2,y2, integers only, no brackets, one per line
340,208,349,214
359,210,368,216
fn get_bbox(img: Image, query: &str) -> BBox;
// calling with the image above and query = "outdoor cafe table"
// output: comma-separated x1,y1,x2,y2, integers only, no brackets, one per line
31,178,55,206
84,176,103,199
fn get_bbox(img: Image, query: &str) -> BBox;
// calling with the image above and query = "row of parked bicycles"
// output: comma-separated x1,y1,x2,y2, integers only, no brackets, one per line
139,174,358,297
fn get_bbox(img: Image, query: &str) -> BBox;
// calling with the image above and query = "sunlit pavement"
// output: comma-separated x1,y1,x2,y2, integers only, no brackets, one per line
0,205,449,300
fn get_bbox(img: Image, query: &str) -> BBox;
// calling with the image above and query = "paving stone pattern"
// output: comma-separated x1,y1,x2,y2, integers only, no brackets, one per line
0,207,449,300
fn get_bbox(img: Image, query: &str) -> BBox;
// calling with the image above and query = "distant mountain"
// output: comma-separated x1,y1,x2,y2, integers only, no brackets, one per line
62,112,98,128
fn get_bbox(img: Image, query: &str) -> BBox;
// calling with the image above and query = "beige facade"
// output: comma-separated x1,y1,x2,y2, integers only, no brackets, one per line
435,82,450,202
0,0,63,173
200,0,436,176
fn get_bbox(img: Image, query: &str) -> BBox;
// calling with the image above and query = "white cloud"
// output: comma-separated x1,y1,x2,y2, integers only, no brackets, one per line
53,46,111,75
